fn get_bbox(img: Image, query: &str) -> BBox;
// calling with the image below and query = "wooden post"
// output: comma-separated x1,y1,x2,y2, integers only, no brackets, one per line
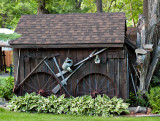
0,47,2,71
2,51,6,72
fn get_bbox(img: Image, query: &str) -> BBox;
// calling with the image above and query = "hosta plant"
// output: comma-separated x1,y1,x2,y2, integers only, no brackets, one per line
7,93,129,117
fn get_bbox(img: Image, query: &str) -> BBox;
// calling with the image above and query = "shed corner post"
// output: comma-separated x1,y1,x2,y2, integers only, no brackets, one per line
13,48,20,87
126,48,130,99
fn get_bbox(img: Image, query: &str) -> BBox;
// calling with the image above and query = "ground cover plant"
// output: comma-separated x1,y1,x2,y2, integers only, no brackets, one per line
0,77,7,86
147,87,160,114
0,76,14,100
1,107,160,121
7,93,129,117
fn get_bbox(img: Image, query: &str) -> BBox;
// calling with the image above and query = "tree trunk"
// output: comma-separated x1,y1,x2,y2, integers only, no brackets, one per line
37,0,49,14
136,15,148,93
136,0,160,93
145,41,160,90
143,0,148,25
135,0,160,93
75,0,82,9
145,0,160,91
96,0,102,12
148,0,159,30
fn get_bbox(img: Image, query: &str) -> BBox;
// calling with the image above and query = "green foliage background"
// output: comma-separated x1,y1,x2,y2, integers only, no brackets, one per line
0,0,143,30
0,33,21,41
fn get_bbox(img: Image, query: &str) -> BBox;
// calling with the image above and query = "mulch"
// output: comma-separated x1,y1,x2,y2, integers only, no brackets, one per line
119,112,160,117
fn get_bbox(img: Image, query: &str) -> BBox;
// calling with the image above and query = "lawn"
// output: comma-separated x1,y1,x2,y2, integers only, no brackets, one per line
0,108,160,121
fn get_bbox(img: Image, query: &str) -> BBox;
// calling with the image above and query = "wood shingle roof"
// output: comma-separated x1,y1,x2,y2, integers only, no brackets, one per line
10,12,126,48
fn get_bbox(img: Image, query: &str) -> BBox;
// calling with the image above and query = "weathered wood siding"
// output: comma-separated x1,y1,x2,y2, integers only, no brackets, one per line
13,48,127,99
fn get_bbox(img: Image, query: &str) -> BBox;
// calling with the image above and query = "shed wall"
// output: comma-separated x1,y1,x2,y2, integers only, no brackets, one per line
13,48,127,100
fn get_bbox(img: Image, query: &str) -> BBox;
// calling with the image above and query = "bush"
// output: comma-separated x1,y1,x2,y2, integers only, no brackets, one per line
7,93,129,117
147,87,160,114
126,91,148,107
151,72,160,87
0,76,14,99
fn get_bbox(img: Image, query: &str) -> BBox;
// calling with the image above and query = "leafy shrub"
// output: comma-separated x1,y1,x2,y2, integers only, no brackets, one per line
7,93,129,117
147,87,160,114
152,74,160,87
126,91,148,107
0,77,6,86
0,76,14,99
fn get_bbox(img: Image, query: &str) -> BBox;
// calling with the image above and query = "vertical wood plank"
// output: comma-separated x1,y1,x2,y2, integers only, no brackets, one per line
19,49,24,83
108,58,115,97
30,49,36,72
114,59,120,97
119,58,127,100
82,49,90,95
13,49,19,86
24,49,30,78
66,48,77,96
100,50,107,75
75,49,84,96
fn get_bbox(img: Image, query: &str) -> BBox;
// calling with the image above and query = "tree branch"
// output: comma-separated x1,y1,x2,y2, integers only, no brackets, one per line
129,0,136,27
75,0,82,9
107,0,114,12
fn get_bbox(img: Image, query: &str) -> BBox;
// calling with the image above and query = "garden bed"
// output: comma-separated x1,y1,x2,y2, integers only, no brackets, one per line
122,113,160,117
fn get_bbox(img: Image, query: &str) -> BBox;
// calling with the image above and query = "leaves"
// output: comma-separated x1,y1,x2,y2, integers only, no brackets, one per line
0,0,37,29
0,33,21,41
147,87,160,113
7,93,129,117
82,0,143,26
0,76,15,99
0,0,143,29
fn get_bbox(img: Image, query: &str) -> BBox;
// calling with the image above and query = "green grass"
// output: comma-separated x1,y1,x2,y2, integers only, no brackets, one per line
0,108,160,121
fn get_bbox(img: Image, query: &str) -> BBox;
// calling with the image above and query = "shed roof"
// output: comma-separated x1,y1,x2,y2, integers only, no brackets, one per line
125,27,137,49
127,27,137,45
10,12,126,48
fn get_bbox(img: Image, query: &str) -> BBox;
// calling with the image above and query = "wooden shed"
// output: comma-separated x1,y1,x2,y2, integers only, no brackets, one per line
10,12,129,100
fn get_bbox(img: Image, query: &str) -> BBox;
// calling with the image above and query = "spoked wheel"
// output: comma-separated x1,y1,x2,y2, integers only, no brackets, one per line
21,72,61,96
75,73,117,98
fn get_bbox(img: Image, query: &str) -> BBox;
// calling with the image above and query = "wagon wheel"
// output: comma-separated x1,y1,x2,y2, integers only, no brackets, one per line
75,73,117,98
21,72,61,96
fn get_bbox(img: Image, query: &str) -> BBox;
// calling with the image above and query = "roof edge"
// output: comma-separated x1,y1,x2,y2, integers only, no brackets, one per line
20,12,126,17
10,43,124,48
